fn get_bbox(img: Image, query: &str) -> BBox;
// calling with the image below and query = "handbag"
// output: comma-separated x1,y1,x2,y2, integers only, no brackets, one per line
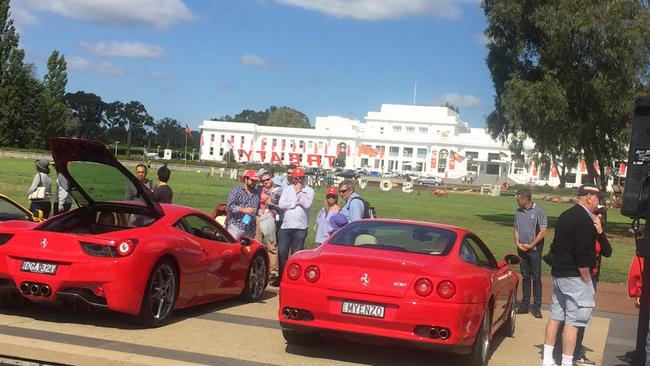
28,174,46,200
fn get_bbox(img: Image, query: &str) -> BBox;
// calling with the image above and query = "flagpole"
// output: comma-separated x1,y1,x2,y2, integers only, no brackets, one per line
184,130,188,166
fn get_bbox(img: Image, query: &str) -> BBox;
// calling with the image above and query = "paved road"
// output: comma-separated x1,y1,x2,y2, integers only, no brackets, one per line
0,287,611,366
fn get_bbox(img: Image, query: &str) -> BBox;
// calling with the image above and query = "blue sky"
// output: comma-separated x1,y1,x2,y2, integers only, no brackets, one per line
13,0,494,130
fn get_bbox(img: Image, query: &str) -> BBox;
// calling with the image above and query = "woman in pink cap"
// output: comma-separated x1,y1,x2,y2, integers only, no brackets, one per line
314,187,340,246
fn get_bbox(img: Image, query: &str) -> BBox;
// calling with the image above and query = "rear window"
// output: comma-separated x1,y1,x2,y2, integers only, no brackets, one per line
328,221,456,256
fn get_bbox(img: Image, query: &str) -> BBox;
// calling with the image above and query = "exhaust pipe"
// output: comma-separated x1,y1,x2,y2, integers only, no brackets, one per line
290,309,300,320
282,307,292,319
438,328,450,340
20,282,30,294
30,284,40,296
40,285,51,297
428,327,439,339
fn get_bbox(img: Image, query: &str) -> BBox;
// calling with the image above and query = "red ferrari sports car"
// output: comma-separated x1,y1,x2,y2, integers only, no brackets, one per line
278,219,520,366
0,138,269,327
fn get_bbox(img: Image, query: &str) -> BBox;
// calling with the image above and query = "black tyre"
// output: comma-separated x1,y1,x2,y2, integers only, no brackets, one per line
500,292,517,338
240,254,268,302
137,258,178,327
467,307,492,366
282,329,316,346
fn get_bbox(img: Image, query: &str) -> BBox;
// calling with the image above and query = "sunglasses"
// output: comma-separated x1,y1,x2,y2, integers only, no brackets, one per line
339,188,349,195
293,176,304,180
326,195,337,200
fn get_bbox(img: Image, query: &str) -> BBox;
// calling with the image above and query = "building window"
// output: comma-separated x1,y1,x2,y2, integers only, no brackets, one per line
406,126,415,134
514,159,525,174
438,149,449,173
361,158,368,167
466,151,479,173
240,136,245,145
393,126,402,133
281,152,285,160
318,142,323,149
374,160,380,169
488,153,500,161
415,162,424,172
209,147,214,155
403,147,413,158
389,146,399,157
380,127,384,135
299,141,305,149
219,148,224,156
308,141,313,148
272,138,277,149
211,134,215,142
402,162,412,171
220,135,225,143
487,164,500,175
419,127,428,135
416,148,427,159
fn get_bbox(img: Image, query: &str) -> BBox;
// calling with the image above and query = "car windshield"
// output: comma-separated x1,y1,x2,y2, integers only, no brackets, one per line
328,221,456,256
67,161,149,204
0,197,31,221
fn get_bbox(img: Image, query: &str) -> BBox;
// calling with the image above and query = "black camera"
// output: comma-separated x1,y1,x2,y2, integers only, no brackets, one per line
621,96,650,218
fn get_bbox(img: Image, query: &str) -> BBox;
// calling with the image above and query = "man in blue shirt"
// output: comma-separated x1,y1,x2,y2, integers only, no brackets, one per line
273,168,314,286
226,169,260,240
514,188,548,319
338,180,365,222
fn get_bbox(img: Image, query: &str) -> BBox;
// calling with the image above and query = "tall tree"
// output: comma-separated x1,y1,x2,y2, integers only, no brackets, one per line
122,101,154,155
65,91,106,140
484,0,650,191
40,51,75,146
154,117,183,149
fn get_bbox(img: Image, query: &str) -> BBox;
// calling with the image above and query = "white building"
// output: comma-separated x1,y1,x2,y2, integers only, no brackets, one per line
199,103,615,186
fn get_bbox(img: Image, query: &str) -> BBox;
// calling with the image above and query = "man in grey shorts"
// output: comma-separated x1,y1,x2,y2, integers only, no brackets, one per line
541,185,602,366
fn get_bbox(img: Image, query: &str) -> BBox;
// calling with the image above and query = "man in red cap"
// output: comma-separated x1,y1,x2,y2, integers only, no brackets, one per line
315,187,341,246
226,169,261,240
273,167,314,286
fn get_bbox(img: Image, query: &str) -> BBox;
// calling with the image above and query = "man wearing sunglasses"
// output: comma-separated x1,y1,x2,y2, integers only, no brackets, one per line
338,180,365,222
542,184,603,366
226,169,261,240
274,168,314,286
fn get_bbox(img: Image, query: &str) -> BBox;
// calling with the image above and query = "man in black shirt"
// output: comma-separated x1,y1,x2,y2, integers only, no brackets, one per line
152,164,173,203
541,185,603,366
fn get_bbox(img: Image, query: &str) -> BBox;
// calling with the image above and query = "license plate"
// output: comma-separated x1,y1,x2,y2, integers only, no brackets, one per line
341,301,385,318
20,260,57,275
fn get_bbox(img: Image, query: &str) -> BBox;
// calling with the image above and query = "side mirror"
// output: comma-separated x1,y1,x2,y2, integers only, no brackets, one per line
34,209,44,221
240,237,251,246
503,254,521,266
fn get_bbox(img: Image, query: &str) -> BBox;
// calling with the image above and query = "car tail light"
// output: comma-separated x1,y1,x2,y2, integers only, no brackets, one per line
414,278,433,297
287,263,302,280
0,233,14,245
304,265,320,283
116,239,137,257
80,242,118,257
437,280,456,299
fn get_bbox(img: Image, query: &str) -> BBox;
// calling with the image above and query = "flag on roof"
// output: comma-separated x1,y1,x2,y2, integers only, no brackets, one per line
184,124,193,140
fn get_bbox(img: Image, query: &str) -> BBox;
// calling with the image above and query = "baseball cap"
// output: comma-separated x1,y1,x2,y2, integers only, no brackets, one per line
326,188,338,196
291,168,305,177
243,169,260,180
577,184,603,198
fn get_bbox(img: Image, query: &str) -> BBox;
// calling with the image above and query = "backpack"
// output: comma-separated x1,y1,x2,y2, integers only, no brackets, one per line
350,196,377,219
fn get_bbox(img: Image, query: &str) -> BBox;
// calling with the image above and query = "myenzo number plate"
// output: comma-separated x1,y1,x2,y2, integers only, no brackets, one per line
341,300,385,318
20,260,57,275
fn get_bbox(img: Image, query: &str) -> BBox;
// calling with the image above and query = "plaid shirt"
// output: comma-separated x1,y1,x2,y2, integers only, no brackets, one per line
227,185,260,230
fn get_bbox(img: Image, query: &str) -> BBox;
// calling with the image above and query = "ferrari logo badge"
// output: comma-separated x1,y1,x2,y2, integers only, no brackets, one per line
360,273,370,287
40,238,48,249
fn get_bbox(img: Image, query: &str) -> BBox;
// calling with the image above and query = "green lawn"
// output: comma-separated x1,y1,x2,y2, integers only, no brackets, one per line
0,157,637,283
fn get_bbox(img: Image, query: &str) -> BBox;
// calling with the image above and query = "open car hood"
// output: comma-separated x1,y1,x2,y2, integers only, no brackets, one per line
49,137,164,218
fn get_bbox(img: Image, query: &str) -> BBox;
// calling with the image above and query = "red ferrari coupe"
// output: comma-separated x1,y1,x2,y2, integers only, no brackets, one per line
278,219,520,366
0,138,269,327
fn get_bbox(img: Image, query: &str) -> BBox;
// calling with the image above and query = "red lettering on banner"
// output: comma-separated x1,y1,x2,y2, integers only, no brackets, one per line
289,153,301,165
307,154,321,166
324,155,335,167
271,152,282,165
257,150,267,161
239,149,252,161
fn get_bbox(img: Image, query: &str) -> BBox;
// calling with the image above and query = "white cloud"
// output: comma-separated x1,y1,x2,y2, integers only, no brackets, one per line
239,54,270,68
68,56,125,76
473,33,490,46
435,92,483,108
275,0,479,21
80,41,166,58
25,0,195,29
